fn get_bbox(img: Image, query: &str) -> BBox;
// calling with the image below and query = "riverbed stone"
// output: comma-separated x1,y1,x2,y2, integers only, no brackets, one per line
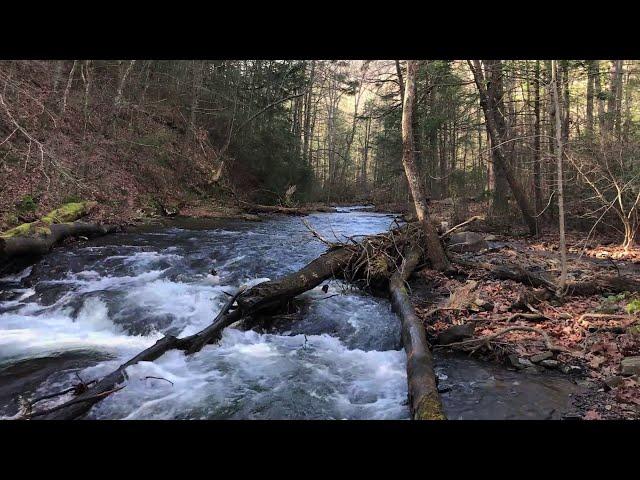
540,359,560,369
530,351,554,363
560,364,583,375
507,355,535,370
620,357,640,376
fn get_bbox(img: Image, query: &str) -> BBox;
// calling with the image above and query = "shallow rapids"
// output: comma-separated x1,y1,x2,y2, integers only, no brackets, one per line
0,207,579,419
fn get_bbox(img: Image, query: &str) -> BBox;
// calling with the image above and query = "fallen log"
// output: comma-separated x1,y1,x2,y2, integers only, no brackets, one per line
389,244,446,420
1,202,115,276
237,248,355,314
241,203,337,216
451,257,640,297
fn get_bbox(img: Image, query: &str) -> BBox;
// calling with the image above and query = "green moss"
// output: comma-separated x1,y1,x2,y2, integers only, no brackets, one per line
414,393,447,420
1,222,35,238
626,299,640,315
1,201,94,238
41,201,95,224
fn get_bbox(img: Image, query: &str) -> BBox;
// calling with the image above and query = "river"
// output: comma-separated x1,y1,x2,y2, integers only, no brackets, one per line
0,207,580,419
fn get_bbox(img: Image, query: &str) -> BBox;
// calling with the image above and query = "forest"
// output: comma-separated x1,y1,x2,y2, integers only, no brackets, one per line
0,59,639,420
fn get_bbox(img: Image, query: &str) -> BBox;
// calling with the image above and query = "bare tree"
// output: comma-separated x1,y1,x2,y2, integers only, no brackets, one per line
550,60,568,291
468,60,538,235
60,60,77,114
400,60,450,271
114,60,136,108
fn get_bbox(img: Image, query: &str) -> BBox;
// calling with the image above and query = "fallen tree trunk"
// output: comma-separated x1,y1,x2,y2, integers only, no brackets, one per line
1,222,114,258
237,248,355,314
33,291,243,420
31,246,360,419
242,203,337,216
389,244,446,420
1,202,116,276
452,256,640,296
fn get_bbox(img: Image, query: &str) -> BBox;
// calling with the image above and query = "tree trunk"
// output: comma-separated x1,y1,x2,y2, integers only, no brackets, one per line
551,60,568,292
60,60,77,114
389,244,446,420
114,60,136,108
586,60,595,136
533,60,543,216
468,60,538,235
401,60,450,271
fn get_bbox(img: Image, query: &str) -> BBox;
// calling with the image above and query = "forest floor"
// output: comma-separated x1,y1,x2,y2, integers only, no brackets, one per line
410,200,640,420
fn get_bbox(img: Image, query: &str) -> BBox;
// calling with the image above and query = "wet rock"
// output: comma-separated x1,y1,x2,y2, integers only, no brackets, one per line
603,375,624,389
447,232,490,253
507,355,534,370
530,351,554,363
620,357,640,376
540,360,560,369
560,364,583,375
436,323,475,345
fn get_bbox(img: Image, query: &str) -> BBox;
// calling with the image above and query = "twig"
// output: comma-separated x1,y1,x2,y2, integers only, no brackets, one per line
440,215,484,238
143,376,174,386
301,219,336,247
25,386,126,419
435,326,569,353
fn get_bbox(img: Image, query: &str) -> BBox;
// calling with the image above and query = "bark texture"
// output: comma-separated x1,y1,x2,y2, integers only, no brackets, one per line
389,244,446,420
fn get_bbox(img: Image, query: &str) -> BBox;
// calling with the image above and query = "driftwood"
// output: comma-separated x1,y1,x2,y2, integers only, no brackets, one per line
389,244,446,420
451,257,640,297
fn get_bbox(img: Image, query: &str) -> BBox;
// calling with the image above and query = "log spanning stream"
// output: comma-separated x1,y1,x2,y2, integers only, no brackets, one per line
0,207,579,419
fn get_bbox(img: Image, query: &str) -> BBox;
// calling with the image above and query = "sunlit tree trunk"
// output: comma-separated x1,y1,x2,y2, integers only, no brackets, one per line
551,60,567,292
586,60,595,136
401,60,450,271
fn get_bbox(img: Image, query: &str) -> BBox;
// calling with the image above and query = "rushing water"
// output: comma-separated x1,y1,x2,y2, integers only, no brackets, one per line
0,207,580,419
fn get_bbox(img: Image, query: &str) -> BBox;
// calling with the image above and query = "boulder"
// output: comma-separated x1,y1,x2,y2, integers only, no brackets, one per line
447,231,489,253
